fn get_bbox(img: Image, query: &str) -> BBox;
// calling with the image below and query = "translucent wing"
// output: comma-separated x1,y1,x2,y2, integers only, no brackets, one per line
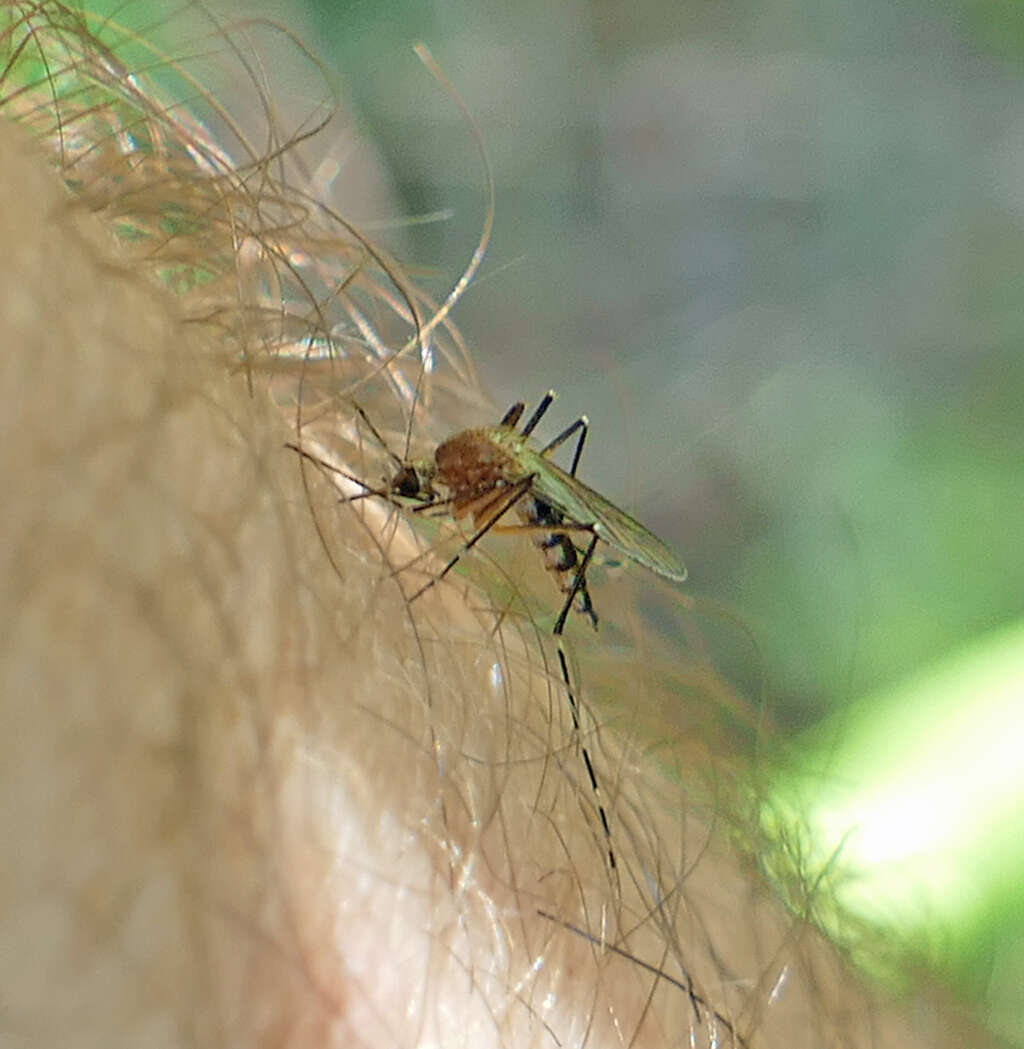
518,446,688,582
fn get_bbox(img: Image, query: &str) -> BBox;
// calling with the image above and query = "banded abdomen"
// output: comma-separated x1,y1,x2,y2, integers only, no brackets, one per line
522,495,598,629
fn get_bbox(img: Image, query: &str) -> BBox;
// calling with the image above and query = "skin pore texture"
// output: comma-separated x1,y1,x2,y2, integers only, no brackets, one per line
0,7,1001,1048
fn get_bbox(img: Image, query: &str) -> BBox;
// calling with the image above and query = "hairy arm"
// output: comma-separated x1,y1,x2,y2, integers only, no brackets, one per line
0,39,997,1049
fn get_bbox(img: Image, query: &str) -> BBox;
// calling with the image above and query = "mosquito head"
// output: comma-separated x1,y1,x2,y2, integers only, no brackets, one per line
388,458,437,501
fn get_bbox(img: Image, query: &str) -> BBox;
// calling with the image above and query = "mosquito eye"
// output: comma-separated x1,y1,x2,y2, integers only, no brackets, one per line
395,467,421,497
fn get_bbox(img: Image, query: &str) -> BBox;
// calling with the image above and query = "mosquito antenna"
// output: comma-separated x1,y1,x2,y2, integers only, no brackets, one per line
284,441,387,500
403,43,496,459
349,403,405,471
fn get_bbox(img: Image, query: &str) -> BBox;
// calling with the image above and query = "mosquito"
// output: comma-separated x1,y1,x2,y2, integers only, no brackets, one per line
290,391,687,870
366,390,687,610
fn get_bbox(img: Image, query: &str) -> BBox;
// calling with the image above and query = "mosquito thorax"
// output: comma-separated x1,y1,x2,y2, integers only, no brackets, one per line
434,428,521,497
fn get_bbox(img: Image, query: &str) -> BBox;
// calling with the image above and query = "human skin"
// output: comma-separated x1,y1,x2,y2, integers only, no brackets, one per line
0,30,1001,1049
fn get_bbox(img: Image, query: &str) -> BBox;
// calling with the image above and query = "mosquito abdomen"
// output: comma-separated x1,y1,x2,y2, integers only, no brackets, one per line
523,496,598,628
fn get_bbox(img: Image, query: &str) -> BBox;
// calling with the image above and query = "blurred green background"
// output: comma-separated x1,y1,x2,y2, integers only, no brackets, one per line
248,0,1024,721
69,0,1024,1040
256,0,1024,1038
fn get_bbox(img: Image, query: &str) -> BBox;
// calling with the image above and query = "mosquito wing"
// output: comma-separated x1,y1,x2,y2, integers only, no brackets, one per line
520,447,688,582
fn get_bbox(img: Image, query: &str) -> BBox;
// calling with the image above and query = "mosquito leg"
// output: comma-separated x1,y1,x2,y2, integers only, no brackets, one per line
556,646,614,857
572,564,598,629
411,496,458,515
549,529,614,868
538,415,588,479
553,531,599,636
408,476,534,602
555,632,616,870
521,390,556,436
500,401,526,427
549,532,598,629
486,522,595,537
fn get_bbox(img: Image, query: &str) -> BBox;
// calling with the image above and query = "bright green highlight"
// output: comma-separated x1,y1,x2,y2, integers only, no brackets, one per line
811,620,1023,919
772,618,1024,1038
